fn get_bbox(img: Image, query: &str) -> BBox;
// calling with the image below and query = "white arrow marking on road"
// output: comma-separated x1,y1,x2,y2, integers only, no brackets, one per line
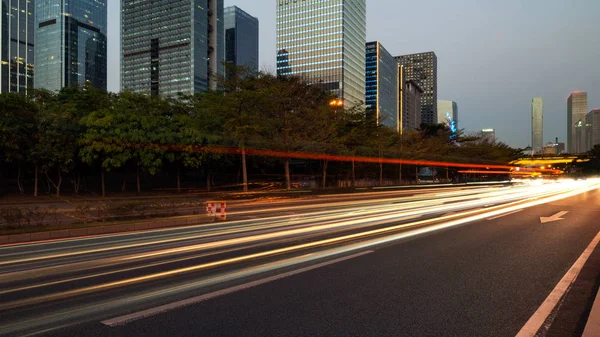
540,211,569,224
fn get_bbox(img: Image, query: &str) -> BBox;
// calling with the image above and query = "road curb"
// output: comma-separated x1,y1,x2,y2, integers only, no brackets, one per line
582,271,600,336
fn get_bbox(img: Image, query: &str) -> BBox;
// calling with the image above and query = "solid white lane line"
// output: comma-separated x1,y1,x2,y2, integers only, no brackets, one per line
516,230,600,337
486,209,523,220
101,250,374,327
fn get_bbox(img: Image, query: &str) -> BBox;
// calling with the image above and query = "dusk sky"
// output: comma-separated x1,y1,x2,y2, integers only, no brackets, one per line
107,0,600,149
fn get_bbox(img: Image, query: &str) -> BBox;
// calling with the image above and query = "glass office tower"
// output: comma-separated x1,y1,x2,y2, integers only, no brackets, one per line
531,97,543,154
122,0,224,96
365,41,399,131
224,6,258,73
395,52,438,124
1,0,34,94
567,92,588,153
586,109,600,151
34,0,107,92
276,0,366,106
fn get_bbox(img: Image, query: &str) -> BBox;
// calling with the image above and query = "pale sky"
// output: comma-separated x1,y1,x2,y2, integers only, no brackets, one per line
106,0,600,148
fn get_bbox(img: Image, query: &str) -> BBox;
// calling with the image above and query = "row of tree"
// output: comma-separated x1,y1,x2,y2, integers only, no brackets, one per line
0,68,523,197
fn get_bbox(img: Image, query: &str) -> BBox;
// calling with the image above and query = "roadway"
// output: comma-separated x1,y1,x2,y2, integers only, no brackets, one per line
1,180,600,336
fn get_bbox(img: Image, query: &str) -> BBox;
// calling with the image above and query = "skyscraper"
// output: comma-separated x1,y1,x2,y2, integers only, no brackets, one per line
365,41,399,131
1,0,34,94
121,0,224,96
276,0,366,106
34,0,107,92
437,100,458,133
531,97,543,154
567,92,588,153
395,52,437,124
224,6,258,73
586,109,600,151
402,79,423,133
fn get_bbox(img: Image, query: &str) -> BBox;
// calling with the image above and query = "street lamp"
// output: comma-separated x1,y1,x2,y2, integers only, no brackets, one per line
329,99,343,107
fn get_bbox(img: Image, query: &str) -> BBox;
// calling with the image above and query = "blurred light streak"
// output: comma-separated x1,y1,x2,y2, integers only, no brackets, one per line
2,182,594,311
97,141,516,171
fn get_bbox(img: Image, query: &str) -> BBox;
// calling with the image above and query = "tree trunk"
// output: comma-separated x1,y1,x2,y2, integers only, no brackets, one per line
121,175,127,193
399,164,403,185
17,160,24,194
34,164,38,197
73,172,81,194
446,166,449,181
284,158,291,190
415,166,419,185
136,166,141,194
322,160,328,189
56,173,62,197
241,145,248,192
379,161,383,186
351,159,356,187
101,170,106,197
45,171,62,197
46,175,52,194
177,167,181,193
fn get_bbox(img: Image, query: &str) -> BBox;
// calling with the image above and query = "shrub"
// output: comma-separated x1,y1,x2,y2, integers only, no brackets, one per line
0,207,25,229
25,207,52,227
74,203,93,223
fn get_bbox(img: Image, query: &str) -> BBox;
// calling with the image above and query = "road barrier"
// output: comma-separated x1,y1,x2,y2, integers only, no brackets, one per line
206,201,227,221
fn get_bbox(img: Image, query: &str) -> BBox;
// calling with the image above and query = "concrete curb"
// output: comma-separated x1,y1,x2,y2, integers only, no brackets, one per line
0,215,207,245
582,285,600,337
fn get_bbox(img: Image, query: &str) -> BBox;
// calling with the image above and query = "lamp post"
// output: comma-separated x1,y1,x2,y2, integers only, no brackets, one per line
329,99,343,115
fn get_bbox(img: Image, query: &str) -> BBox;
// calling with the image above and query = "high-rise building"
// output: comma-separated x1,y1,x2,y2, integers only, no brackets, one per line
575,119,585,153
402,80,423,133
395,52,437,124
531,97,543,154
567,92,588,153
121,0,224,96
224,6,258,73
365,41,399,131
586,109,600,151
276,0,366,106
34,0,107,92
1,0,34,94
437,100,458,133
481,128,496,143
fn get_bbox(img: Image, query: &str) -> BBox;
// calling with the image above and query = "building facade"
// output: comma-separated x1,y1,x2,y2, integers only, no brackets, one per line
365,41,398,131
531,97,543,154
395,52,437,124
437,100,458,134
35,0,107,92
276,0,366,106
122,0,224,96
586,109,600,151
542,142,558,155
567,92,588,153
481,128,495,143
1,0,34,94
224,6,258,73
402,80,422,132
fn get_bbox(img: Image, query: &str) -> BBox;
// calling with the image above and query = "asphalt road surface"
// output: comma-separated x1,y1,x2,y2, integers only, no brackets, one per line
1,179,600,337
